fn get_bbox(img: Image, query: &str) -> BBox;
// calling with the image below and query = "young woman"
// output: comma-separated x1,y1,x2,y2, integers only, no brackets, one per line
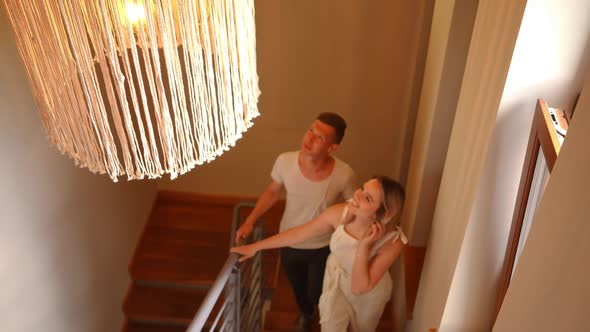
231,176,407,332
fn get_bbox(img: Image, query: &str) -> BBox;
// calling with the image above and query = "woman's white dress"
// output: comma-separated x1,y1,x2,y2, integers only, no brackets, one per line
318,212,407,331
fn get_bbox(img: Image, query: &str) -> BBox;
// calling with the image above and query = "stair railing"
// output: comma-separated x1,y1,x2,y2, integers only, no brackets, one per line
187,202,264,332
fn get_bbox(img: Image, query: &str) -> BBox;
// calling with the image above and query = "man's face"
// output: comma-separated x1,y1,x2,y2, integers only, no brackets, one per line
301,120,338,157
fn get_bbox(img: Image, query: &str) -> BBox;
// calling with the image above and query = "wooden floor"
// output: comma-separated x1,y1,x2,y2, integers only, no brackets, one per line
121,191,403,332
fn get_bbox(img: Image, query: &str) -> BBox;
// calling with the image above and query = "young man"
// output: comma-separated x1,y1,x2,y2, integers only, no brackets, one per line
235,112,356,331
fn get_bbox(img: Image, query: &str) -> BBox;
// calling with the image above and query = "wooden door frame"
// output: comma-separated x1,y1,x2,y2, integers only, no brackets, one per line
492,99,568,326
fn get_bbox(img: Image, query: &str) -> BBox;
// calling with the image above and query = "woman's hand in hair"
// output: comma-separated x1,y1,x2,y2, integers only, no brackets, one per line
359,221,385,250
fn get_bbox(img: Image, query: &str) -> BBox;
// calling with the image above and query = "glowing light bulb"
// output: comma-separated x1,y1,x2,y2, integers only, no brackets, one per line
125,2,146,25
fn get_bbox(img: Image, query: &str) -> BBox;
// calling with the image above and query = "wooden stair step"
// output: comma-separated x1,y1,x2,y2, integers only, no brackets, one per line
264,311,321,332
266,266,297,312
149,204,236,232
156,192,255,213
141,226,230,248
150,194,284,235
264,310,392,332
122,320,187,332
136,228,230,259
132,243,278,292
124,283,219,325
131,250,229,285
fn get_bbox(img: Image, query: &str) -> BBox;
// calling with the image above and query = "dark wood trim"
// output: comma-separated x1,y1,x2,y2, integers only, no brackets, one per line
404,245,426,320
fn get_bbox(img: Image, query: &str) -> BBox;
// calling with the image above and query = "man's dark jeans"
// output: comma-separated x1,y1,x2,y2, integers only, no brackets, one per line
280,246,331,317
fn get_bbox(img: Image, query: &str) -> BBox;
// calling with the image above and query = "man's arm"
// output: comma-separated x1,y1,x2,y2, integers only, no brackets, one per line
235,180,284,244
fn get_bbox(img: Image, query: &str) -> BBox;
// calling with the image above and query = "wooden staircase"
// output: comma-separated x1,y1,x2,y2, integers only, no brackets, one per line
121,192,282,332
121,191,395,332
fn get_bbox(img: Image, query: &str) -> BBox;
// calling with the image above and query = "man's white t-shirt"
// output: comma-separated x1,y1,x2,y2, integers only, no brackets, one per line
271,151,356,249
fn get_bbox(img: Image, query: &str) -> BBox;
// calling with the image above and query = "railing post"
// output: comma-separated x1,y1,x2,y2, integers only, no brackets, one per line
234,265,241,331
224,267,240,331
253,226,264,332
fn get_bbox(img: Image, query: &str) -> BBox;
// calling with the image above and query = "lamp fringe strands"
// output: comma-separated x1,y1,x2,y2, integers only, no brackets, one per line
3,0,260,181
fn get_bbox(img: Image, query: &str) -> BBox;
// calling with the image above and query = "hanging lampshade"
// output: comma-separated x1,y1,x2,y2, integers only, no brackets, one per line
3,0,260,181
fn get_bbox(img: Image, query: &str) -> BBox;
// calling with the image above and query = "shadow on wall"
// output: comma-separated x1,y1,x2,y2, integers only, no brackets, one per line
441,74,589,330
47,173,156,331
439,100,533,331
0,15,157,325
1,144,156,332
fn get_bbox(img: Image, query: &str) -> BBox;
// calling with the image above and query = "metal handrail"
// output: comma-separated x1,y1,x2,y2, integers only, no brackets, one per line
187,202,262,332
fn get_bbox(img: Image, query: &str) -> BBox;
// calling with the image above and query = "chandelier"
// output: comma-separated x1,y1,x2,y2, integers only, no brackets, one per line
3,0,260,181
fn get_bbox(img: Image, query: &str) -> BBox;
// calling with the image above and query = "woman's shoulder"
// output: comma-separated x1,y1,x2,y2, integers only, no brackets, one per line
321,203,349,227
324,202,348,215
375,226,408,253
387,226,408,246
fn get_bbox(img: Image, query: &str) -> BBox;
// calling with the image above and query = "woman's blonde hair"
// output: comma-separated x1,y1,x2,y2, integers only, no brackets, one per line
373,176,405,227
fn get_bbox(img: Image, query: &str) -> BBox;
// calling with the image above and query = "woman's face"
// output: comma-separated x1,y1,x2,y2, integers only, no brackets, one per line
349,179,384,221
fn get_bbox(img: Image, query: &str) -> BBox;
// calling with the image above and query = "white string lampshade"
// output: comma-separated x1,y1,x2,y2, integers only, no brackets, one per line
3,0,260,181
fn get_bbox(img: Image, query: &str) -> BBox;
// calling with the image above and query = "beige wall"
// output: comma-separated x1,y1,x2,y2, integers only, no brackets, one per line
441,0,590,330
403,0,479,246
157,0,432,196
407,0,527,331
393,0,476,328
493,66,590,332
0,6,157,332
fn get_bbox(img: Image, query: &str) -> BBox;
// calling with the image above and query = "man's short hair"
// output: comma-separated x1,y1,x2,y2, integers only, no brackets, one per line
316,112,347,144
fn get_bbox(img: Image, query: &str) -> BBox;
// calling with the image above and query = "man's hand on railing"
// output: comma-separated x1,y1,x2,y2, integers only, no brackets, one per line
235,221,254,245
231,243,258,262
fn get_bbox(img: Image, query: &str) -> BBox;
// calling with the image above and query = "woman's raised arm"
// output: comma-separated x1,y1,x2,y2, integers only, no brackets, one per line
350,224,405,295
231,203,345,262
